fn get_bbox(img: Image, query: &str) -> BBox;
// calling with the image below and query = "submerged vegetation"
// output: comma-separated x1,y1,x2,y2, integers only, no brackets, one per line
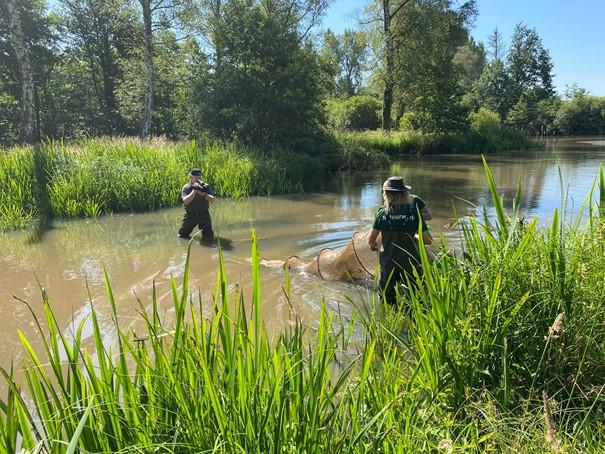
2,165,605,452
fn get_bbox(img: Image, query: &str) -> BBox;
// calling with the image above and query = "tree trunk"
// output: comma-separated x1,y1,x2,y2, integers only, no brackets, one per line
100,30,117,134
382,0,393,131
140,0,155,138
4,0,36,143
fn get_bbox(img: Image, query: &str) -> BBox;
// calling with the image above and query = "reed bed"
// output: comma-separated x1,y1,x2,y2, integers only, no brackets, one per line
2,164,605,452
0,146,37,230
0,138,325,231
337,129,532,156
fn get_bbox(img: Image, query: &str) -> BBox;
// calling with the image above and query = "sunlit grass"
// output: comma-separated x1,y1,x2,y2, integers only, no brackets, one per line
0,146,36,230
337,128,533,156
0,137,326,231
2,163,605,452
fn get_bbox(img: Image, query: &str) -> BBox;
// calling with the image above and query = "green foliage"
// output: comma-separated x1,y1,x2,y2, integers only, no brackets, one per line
0,146,36,230
399,160,605,419
469,108,501,134
116,33,207,137
390,0,475,133
326,96,381,131
4,169,605,450
320,28,368,97
193,0,326,150
555,91,605,135
466,59,513,120
0,138,327,230
338,128,531,156
507,23,555,101
0,86,18,145
331,131,389,171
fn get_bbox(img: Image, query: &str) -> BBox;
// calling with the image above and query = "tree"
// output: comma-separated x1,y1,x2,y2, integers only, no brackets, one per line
320,28,368,97
2,0,36,142
467,59,513,120
136,0,195,137
59,0,139,134
453,36,485,92
390,0,477,132
487,27,505,61
555,91,605,136
116,33,206,137
194,0,328,149
507,23,555,103
379,0,414,131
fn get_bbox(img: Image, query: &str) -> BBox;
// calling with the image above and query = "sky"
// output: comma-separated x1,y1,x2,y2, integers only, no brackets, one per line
322,0,605,96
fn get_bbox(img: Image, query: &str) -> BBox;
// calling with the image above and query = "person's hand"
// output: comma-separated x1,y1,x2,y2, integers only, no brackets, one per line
205,194,216,203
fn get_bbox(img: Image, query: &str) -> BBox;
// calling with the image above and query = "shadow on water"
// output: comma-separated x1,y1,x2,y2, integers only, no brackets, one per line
199,235,234,251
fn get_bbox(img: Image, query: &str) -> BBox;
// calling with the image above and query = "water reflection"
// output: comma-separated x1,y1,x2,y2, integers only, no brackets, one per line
1,138,604,375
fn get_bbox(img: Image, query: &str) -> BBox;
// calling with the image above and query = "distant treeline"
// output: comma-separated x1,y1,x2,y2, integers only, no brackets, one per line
1,1,602,150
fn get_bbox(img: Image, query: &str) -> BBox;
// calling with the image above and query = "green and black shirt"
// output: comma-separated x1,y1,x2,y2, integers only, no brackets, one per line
372,195,428,274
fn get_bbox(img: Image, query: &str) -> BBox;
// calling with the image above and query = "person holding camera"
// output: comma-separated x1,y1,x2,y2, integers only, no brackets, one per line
178,168,216,240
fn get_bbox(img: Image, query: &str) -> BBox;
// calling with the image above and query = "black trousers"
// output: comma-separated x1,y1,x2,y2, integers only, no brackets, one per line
379,264,419,306
178,211,213,239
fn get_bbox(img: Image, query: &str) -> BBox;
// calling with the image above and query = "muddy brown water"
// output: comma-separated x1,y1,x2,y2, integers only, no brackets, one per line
1,137,604,381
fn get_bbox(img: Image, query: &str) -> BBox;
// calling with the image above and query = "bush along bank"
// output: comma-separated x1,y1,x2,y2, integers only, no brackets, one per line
0,137,327,232
2,165,605,451
335,126,533,157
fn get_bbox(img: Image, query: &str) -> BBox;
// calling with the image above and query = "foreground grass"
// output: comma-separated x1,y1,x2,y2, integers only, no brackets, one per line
2,164,605,452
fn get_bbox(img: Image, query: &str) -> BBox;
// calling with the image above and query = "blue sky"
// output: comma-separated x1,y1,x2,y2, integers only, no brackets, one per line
322,0,605,96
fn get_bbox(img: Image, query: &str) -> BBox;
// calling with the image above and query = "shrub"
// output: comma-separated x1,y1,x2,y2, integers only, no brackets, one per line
469,108,501,135
326,96,381,131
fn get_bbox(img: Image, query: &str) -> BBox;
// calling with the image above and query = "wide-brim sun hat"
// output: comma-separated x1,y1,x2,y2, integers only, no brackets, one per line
382,176,411,192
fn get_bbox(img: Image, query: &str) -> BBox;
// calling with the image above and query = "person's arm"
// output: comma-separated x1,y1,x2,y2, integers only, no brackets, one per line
367,229,380,251
421,230,433,245
420,206,432,221
203,193,216,203
182,188,195,205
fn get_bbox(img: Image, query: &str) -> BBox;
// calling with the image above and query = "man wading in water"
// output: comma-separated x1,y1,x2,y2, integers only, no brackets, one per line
367,176,433,306
178,168,216,241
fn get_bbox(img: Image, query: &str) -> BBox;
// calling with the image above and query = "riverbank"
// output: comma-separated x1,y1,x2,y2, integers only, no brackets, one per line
2,166,605,451
1,129,532,232
335,127,532,157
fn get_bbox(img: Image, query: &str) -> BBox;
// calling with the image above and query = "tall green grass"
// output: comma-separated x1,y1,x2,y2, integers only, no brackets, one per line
337,128,533,156
378,158,605,450
0,146,36,230
0,137,325,231
2,163,605,452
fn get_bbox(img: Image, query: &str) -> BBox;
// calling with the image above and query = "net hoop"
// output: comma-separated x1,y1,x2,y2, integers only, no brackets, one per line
351,231,375,278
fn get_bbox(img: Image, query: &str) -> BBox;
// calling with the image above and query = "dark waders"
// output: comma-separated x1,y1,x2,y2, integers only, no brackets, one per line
179,211,213,239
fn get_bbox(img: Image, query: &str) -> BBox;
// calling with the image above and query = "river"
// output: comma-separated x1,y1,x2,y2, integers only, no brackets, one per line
1,137,604,375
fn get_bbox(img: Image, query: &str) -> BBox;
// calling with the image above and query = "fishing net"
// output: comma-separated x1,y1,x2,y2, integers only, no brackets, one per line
261,231,379,281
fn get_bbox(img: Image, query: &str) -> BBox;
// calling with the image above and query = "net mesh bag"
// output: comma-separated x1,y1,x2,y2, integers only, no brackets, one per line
274,231,379,281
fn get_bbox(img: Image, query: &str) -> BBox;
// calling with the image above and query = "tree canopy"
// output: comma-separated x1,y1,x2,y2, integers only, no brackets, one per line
0,0,601,146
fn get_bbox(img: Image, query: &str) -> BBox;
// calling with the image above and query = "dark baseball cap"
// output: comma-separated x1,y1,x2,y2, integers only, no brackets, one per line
189,168,202,176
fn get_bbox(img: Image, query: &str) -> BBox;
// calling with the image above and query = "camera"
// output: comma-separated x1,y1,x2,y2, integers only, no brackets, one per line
193,183,217,197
